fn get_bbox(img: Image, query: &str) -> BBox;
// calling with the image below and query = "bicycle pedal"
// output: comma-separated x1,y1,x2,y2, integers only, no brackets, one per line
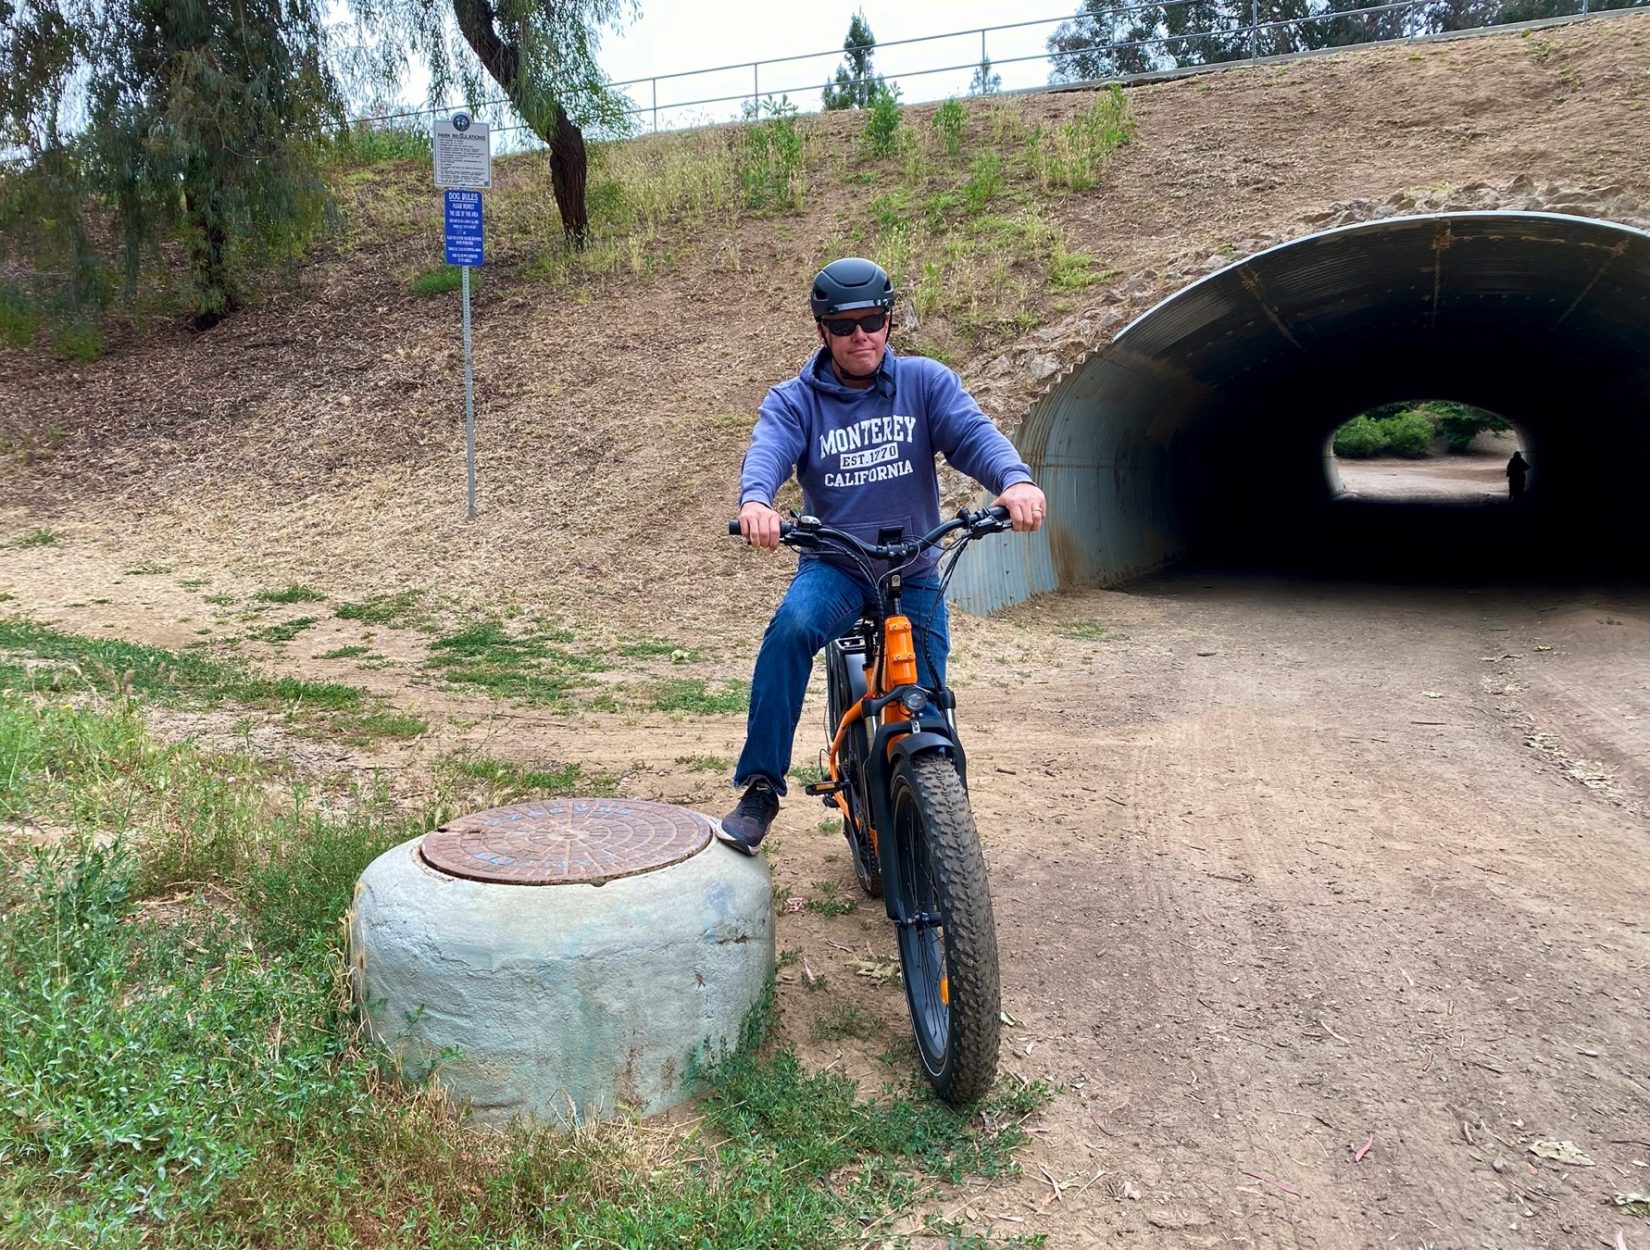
804,780,844,797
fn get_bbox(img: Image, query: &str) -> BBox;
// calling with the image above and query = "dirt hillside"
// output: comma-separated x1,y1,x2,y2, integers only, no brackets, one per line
1,14,1646,627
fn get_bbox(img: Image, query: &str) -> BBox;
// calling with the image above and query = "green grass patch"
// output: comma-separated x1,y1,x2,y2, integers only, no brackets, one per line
1058,622,1127,643
254,584,327,604
0,284,44,347
618,639,702,662
251,615,320,644
425,621,606,706
409,265,475,296
49,317,105,362
333,588,427,628
436,752,618,803
9,528,58,549
0,618,423,745
318,644,372,660
0,683,1049,1247
645,678,750,715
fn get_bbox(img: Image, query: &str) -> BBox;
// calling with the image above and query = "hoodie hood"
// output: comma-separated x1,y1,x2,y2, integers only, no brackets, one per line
803,345,897,400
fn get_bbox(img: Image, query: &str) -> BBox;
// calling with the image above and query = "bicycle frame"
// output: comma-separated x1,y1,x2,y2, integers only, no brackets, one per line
823,574,969,930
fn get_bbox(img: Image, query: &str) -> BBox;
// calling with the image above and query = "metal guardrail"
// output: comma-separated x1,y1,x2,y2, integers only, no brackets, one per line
352,0,1636,144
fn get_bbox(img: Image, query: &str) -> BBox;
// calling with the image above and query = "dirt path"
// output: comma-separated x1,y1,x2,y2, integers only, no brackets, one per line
4,531,1647,1247
1337,437,1525,502
930,574,1650,1247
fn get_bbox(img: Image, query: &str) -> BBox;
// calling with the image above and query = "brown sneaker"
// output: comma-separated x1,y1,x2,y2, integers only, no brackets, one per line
717,779,779,855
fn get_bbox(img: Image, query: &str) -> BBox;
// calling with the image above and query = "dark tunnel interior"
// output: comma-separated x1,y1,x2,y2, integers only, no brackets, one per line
949,213,1650,614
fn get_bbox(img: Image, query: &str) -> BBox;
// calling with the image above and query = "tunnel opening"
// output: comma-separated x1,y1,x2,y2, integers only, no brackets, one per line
1327,401,1528,505
948,212,1650,615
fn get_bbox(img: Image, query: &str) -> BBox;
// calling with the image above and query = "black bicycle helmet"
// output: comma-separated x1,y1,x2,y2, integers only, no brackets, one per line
809,257,895,318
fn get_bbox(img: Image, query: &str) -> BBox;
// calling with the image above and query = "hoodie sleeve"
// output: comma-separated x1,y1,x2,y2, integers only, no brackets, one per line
921,362,1034,495
738,386,808,508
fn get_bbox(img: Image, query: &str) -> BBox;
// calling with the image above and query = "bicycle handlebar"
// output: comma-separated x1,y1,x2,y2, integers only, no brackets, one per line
725,506,1011,559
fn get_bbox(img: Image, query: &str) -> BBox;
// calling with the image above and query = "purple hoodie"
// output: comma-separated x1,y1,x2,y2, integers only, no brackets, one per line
739,346,1034,575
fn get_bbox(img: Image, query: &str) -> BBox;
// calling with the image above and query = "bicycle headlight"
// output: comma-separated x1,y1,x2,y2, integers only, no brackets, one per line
899,688,929,715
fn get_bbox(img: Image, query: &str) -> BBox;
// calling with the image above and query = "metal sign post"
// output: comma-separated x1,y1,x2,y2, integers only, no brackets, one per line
434,111,491,519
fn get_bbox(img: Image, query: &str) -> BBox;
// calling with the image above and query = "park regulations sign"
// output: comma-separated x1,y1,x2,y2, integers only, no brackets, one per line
433,113,492,189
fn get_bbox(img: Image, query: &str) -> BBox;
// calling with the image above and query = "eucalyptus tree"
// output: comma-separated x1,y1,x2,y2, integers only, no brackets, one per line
3,0,344,328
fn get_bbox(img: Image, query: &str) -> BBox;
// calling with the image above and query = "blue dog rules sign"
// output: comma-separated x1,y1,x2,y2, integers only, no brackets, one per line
444,190,484,267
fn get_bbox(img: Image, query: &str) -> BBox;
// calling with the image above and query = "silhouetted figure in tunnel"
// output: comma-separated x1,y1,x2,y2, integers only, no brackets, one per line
1506,450,1529,501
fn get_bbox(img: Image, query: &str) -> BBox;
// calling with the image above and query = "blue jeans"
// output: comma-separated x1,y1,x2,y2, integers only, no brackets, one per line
734,559,949,796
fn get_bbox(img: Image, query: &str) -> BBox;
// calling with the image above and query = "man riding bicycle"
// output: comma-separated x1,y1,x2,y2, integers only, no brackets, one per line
723,257,1048,854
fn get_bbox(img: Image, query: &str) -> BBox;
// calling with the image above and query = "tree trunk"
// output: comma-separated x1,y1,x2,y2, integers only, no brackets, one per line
451,0,589,249
547,104,589,247
184,185,233,331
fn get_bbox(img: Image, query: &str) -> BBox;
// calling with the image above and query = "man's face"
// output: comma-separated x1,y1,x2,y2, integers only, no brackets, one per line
817,307,890,377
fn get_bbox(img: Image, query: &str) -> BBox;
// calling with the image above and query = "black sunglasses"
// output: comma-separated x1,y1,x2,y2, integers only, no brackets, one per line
820,311,888,337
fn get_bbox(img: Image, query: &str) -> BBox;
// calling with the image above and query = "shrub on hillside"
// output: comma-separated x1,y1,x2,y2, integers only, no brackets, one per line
1384,409,1437,458
863,85,903,158
1434,401,1511,452
1333,415,1387,458
1333,408,1439,458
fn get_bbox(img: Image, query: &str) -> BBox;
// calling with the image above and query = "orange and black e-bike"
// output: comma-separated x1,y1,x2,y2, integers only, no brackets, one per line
729,507,1009,1104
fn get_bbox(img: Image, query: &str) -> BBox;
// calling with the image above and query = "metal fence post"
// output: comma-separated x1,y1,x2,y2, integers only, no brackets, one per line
753,63,759,114
651,78,658,132
1251,0,1260,59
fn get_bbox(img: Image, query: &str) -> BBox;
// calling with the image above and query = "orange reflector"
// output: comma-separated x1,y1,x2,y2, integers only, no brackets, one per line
940,976,950,1005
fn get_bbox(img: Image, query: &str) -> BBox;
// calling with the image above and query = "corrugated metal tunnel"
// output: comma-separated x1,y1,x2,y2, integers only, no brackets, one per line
952,212,1650,614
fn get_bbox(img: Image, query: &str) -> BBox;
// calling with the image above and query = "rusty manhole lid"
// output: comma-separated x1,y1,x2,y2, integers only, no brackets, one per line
420,798,715,885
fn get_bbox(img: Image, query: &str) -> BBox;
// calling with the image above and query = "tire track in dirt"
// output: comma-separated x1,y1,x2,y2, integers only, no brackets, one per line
965,576,1650,1248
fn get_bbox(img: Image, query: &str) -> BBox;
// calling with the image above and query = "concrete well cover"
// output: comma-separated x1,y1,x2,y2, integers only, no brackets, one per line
420,798,714,884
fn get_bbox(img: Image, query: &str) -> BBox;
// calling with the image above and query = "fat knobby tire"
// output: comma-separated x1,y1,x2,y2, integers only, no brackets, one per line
892,753,1001,1105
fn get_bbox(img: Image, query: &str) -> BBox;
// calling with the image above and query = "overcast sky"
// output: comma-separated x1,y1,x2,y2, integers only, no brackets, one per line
599,2,1075,124
397,3,1083,133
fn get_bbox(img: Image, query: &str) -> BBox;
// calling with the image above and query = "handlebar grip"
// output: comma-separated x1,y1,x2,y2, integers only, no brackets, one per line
987,504,1011,522
726,518,797,539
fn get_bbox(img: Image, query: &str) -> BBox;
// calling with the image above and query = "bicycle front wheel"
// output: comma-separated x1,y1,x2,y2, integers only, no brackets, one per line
889,753,1001,1105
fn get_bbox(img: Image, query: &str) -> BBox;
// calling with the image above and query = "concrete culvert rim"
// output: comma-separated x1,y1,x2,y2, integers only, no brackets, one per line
948,210,1650,613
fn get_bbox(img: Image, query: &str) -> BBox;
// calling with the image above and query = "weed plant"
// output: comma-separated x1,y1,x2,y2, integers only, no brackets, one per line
863,87,905,158
49,318,105,362
932,98,967,158
329,121,434,166
738,97,807,212
1028,87,1136,192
